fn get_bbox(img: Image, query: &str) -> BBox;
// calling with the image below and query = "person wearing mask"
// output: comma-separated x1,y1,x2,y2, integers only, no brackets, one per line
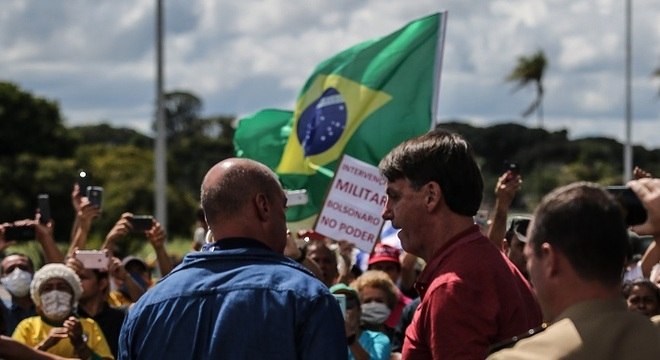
366,244,413,329
12,263,113,360
351,269,400,340
1,253,36,336
331,283,391,360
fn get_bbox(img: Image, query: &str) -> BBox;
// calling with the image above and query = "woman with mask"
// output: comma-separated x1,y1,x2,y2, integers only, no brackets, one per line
330,283,391,360
11,263,113,360
351,270,399,340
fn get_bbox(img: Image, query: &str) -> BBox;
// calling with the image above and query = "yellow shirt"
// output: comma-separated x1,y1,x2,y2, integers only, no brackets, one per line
107,290,133,307
12,316,114,360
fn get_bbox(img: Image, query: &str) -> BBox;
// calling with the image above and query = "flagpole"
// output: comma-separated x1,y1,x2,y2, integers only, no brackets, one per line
623,0,632,182
155,0,168,230
431,11,448,129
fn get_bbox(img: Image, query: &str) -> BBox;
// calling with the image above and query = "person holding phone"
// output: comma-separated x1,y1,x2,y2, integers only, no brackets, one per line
488,182,660,358
119,158,346,359
12,264,113,360
66,254,127,358
331,283,391,360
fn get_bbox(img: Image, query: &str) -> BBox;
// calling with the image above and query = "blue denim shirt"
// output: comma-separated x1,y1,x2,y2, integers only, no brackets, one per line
119,238,347,360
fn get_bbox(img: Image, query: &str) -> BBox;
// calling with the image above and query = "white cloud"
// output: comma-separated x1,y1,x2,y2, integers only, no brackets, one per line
0,0,658,149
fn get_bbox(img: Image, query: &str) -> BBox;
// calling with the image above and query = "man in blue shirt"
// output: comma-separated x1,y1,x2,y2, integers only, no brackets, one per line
119,158,347,360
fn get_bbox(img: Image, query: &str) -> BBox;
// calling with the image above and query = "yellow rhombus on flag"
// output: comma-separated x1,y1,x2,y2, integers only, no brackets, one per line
277,74,391,175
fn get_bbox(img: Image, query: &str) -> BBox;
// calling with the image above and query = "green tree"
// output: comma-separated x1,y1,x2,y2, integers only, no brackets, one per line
506,50,548,128
0,82,75,157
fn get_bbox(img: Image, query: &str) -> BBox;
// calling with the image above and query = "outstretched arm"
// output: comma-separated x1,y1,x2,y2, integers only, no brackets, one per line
487,171,522,250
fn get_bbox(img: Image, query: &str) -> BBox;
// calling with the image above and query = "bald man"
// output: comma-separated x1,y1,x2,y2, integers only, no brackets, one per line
119,158,347,360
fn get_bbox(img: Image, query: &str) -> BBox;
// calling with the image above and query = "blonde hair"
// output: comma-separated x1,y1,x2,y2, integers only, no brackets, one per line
350,270,398,310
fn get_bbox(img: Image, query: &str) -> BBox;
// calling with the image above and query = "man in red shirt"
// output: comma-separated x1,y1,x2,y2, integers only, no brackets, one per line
379,129,542,359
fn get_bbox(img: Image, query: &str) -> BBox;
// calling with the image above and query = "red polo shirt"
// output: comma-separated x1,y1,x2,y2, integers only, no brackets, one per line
402,225,542,359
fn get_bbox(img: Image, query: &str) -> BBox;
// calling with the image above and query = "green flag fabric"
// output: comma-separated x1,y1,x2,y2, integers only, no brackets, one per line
234,108,292,170
235,12,447,222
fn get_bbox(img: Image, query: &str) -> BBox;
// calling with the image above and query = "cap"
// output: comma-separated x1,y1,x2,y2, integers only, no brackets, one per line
330,283,360,308
30,263,82,308
122,256,148,272
368,244,401,266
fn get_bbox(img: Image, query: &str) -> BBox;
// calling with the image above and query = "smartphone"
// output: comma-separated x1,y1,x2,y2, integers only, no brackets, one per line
129,215,154,233
38,194,51,224
285,189,309,207
77,169,90,191
333,293,347,318
606,186,647,226
74,250,110,270
4,225,36,241
86,186,103,208
504,161,519,175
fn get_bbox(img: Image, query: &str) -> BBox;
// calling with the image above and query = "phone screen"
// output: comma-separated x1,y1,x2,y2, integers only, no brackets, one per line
4,225,36,241
38,194,51,224
333,294,347,318
130,215,154,233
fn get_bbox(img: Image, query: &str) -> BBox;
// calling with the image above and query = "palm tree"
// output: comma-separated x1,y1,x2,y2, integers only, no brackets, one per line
506,50,548,127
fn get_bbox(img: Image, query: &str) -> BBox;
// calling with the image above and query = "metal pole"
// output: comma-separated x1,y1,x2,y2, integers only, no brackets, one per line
623,0,632,182
155,0,168,230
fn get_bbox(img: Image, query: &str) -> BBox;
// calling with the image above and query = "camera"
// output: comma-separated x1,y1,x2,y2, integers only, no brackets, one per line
86,186,103,208
38,194,51,224
4,225,36,241
129,215,154,233
74,250,110,270
606,186,647,226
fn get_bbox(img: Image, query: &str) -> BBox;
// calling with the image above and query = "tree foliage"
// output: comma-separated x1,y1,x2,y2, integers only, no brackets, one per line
506,50,548,127
1,80,659,252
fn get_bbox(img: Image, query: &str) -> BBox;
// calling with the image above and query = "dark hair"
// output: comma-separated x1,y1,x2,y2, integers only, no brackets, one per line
201,160,281,222
529,182,628,286
622,279,660,302
0,252,34,276
378,129,483,216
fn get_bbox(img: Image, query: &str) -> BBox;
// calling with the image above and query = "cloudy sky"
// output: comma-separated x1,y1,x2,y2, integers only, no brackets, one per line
2,0,658,148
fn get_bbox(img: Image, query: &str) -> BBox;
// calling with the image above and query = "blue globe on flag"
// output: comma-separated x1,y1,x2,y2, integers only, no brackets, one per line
296,87,347,156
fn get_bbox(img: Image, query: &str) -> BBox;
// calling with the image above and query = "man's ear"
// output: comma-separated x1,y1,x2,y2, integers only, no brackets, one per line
541,242,560,278
254,193,270,221
424,181,442,211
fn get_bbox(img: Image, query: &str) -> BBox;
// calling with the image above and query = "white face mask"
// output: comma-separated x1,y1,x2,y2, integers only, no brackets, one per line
1,268,32,297
40,290,73,321
360,302,391,325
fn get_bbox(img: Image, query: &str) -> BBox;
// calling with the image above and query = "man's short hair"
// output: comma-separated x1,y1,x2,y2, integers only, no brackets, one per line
378,129,483,216
529,182,628,286
201,160,281,222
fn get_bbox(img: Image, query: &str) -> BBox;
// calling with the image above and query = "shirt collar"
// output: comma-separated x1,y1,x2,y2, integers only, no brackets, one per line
202,237,273,252
414,225,483,299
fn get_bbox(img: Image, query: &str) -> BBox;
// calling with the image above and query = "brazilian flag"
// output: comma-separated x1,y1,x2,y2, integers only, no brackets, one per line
235,12,447,222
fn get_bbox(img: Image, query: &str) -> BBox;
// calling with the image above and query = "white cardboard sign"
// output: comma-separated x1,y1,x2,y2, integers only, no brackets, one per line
315,155,387,252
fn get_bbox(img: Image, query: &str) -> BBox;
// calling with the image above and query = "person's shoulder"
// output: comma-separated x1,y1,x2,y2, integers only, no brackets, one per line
487,319,580,359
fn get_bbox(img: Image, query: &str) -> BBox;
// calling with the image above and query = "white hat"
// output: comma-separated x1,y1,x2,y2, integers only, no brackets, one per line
30,263,82,308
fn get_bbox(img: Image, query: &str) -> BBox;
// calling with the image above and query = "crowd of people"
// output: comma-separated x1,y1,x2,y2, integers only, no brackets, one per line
1,129,660,359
